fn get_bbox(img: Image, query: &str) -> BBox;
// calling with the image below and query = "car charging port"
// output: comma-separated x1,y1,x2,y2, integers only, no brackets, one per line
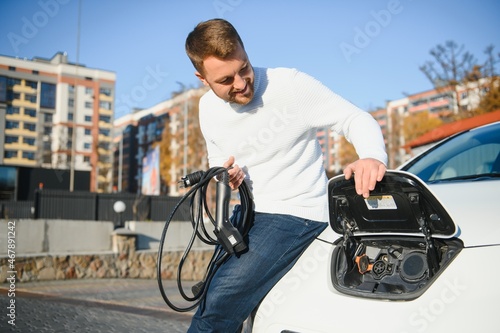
331,237,463,300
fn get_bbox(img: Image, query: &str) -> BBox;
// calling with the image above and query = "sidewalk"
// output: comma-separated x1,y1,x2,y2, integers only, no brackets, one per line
0,278,196,332
9,278,197,309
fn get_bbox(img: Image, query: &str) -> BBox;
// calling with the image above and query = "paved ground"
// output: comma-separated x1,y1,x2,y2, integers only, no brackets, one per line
0,278,197,332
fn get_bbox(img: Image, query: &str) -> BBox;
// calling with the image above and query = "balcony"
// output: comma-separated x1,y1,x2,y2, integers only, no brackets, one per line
98,120,112,129
99,107,113,116
408,98,452,113
98,134,112,142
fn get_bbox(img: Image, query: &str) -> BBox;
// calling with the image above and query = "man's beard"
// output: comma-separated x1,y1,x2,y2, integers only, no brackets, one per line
229,79,254,105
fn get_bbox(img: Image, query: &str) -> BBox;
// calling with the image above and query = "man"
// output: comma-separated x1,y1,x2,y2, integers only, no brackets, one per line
185,18,387,332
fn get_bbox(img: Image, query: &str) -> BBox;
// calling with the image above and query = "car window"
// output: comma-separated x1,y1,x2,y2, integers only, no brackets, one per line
402,123,500,182
430,143,500,181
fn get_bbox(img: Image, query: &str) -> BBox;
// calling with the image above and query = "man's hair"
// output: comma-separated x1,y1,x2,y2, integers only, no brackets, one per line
185,18,245,75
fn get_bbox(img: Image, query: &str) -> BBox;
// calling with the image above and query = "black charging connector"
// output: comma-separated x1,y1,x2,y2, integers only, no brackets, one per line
214,171,247,255
178,170,205,188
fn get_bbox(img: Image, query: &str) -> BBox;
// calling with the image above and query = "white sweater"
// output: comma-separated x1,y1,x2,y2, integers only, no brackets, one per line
199,67,387,222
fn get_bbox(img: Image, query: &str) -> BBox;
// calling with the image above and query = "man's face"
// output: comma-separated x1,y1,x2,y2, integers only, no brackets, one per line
195,44,255,105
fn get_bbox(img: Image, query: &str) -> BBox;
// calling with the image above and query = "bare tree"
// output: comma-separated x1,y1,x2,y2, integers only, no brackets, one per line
420,41,500,117
482,45,499,79
420,41,477,118
420,41,477,87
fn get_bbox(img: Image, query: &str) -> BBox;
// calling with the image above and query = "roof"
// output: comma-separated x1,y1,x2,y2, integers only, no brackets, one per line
405,110,500,149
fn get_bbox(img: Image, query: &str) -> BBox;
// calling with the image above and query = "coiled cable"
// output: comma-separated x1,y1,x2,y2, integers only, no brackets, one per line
156,167,254,312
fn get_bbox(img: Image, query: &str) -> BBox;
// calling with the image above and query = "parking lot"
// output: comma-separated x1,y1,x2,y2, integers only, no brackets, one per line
0,278,194,332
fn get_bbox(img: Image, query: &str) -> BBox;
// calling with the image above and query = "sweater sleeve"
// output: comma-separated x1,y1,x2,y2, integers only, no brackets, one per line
291,69,388,165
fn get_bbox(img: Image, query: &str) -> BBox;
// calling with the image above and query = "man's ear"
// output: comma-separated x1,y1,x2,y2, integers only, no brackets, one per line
195,71,209,86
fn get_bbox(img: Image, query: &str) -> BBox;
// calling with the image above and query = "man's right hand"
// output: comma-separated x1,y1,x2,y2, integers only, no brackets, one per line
223,156,245,190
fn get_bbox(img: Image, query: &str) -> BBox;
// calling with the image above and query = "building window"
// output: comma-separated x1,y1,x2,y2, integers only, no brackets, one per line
25,108,37,117
68,113,74,121
7,78,20,87
40,82,56,108
8,66,16,71
44,113,53,122
68,85,75,93
99,101,112,110
24,137,36,146
7,91,20,101
84,128,91,135
85,87,93,94
32,70,39,75
99,87,112,96
24,123,36,131
4,151,17,159
83,156,90,163
84,142,91,149
99,142,110,150
26,93,38,102
22,152,35,160
6,121,19,129
68,98,74,107
99,115,111,123
0,76,6,102
44,126,52,135
99,128,110,136
26,80,38,89
6,106,20,115
85,101,93,108
5,136,19,144
84,115,92,122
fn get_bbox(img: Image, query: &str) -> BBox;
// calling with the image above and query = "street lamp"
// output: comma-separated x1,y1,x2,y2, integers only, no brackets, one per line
176,82,188,177
113,200,126,229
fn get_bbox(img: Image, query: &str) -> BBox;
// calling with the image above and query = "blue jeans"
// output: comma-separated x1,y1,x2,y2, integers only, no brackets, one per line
188,206,327,332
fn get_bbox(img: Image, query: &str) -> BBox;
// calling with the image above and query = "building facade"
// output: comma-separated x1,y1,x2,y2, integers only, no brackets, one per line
0,52,116,192
113,88,208,195
383,79,490,168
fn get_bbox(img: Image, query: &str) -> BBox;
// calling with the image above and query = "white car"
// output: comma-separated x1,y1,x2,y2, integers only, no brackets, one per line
251,121,500,333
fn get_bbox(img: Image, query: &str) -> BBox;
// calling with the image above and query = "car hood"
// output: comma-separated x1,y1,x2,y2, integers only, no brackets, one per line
328,170,459,239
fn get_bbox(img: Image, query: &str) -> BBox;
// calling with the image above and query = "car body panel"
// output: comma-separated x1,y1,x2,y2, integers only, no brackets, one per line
426,180,500,247
252,238,499,333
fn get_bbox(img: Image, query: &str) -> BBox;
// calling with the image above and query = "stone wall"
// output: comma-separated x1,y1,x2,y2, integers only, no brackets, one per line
0,230,214,284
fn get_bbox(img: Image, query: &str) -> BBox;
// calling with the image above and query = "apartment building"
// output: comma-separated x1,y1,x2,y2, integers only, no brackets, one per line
0,52,116,192
113,88,208,195
383,79,491,168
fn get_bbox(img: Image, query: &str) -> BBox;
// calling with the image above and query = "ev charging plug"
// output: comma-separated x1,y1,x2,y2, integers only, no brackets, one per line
214,171,247,255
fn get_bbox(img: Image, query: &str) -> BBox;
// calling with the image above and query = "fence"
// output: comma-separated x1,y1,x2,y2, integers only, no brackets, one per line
0,190,190,223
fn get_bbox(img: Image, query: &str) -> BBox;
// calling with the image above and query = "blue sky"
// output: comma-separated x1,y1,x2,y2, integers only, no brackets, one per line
1,0,499,119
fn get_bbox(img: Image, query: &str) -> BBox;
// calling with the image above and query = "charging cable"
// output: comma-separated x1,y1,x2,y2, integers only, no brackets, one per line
156,167,254,312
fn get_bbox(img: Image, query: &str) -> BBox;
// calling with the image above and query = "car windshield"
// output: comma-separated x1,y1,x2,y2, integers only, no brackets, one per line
401,122,500,183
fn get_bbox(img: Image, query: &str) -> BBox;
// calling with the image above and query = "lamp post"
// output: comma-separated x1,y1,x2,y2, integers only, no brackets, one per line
176,82,188,177
113,200,126,230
